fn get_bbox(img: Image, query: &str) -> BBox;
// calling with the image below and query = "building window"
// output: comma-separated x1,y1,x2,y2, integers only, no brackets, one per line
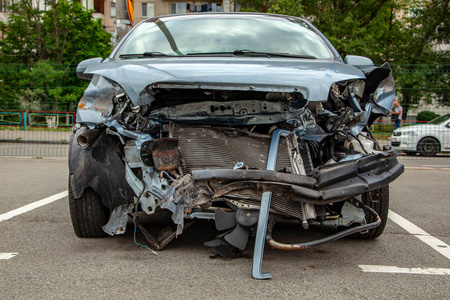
81,0,94,10
32,0,50,11
0,0,9,12
142,2,155,18
185,3,221,13
110,0,116,18
171,2,186,14
211,3,221,12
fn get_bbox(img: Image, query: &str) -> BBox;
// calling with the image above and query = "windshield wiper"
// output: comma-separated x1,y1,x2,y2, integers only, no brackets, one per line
233,49,316,59
121,50,317,59
119,52,178,59
186,52,236,57
186,50,316,59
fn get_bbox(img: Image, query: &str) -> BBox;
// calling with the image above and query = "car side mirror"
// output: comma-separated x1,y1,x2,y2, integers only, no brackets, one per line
344,55,375,73
77,57,104,80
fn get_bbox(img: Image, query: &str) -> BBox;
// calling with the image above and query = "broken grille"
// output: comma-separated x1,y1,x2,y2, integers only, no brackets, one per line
173,125,304,219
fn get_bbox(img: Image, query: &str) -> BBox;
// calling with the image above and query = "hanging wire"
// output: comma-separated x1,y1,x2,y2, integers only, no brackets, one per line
131,179,158,255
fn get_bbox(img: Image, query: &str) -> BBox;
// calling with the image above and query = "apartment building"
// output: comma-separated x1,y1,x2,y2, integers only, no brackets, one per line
101,0,230,36
0,0,231,41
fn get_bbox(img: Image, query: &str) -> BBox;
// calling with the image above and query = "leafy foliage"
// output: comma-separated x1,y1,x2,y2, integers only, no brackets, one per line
249,0,407,61
392,1,449,117
239,0,449,117
0,0,112,111
416,111,440,122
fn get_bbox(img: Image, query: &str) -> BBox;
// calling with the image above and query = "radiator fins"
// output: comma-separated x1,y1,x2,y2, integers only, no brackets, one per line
173,125,304,220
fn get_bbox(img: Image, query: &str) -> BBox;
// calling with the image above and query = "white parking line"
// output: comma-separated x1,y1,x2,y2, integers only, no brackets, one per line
360,211,450,275
0,190,68,222
405,167,450,171
422,165,450,168
0,253,18,260
388,210,450,260
359,265,450,275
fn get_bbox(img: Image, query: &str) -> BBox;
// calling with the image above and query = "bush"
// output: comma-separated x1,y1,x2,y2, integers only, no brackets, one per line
416,111,440,122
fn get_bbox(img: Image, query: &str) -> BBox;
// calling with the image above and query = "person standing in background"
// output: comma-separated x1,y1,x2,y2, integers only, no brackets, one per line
391,100,403,132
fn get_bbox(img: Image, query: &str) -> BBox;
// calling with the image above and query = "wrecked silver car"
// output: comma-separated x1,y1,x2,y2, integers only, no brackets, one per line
69,13,403,279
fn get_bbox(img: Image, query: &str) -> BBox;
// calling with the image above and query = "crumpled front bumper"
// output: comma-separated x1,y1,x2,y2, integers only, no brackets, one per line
161,147,404,234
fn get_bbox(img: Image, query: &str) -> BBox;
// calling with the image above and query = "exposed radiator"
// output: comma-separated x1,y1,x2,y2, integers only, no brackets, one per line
172,125,305,220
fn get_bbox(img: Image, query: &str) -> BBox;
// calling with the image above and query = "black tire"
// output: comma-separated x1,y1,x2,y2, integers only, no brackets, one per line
403,151,416,156
69,179,109,238
417,137,440,157
351,185,389,239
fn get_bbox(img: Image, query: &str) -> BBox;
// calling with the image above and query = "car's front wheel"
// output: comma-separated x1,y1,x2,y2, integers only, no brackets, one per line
351,185,389,239
417,137,440,157
69,179,109,238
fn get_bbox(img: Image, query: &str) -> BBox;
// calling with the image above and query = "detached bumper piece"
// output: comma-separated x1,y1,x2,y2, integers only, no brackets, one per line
191,147,403,203
165,148,403,215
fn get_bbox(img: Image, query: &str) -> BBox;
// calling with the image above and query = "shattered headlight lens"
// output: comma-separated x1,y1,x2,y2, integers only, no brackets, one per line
348,80,365,99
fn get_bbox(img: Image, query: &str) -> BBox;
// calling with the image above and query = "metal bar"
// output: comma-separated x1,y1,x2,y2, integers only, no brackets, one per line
252,129,290,280
191,169,316,188
0,112,22,125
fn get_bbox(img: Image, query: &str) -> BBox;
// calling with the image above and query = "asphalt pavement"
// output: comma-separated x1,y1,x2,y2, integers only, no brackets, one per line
0,156,449,299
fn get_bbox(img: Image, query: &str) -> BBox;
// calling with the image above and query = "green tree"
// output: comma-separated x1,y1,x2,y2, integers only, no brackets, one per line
15,61,85,111
0,0,112,111
239,0,449,118
239,0,407,61
416,110,440,122
392,1,449,118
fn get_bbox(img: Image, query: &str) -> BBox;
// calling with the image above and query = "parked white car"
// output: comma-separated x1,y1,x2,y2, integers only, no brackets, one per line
391,114,450,156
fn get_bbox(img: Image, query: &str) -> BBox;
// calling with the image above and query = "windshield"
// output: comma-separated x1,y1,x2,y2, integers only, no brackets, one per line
116,15,334,59
429,114,450,124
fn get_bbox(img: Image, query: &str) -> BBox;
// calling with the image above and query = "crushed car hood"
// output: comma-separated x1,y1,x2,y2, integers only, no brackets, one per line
85,57,366,106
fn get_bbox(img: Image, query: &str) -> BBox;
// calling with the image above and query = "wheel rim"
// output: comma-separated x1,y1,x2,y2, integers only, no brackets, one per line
419,139,439,156
424,143,435,153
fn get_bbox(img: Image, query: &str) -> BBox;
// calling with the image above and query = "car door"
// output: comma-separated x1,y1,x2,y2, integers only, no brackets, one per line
442,120,450,151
